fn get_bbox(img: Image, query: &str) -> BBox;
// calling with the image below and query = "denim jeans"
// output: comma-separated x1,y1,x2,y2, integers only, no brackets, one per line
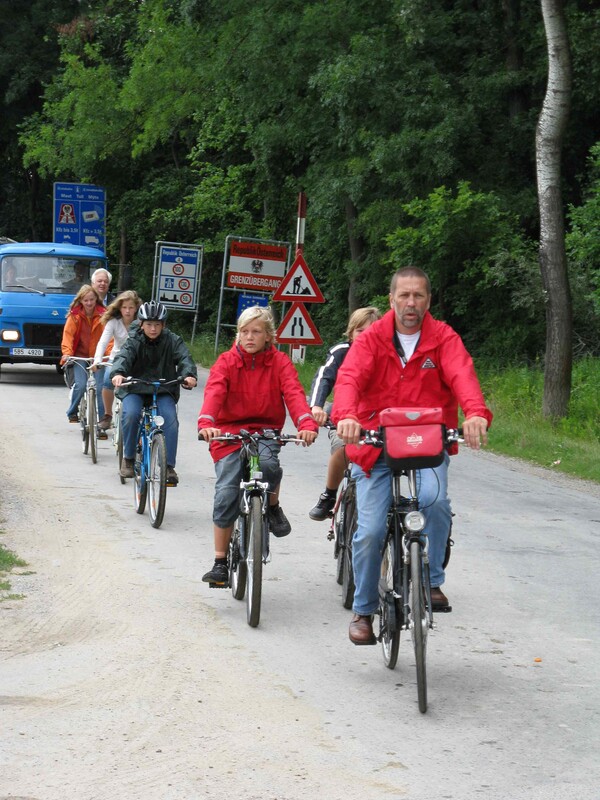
213,441,283,528
66,360,105,420
121,393,179,467
351,452,452,616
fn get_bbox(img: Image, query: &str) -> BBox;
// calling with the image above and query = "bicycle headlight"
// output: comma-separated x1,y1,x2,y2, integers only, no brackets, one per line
154,415,165,427
404,511,426,532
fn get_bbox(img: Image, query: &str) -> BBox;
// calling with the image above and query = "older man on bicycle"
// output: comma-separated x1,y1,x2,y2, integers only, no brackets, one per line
333,267,493,645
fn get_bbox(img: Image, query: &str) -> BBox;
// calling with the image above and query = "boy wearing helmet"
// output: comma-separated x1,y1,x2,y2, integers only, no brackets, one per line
111,301,198,483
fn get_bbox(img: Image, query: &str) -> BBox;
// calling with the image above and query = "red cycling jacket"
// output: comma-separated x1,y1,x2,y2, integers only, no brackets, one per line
198,343,318,462
331,310,493,473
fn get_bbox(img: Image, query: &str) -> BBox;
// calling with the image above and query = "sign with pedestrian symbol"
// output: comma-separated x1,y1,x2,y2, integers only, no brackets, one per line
152,241,203,312
276,302,323,345
272,253,325,303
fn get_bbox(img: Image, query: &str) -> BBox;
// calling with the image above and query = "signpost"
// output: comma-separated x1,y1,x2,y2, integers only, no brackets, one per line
53,182,106,249
152,241,204,341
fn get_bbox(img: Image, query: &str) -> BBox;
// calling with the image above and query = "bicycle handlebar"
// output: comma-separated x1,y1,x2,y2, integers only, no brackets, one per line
358,426,464,447
198,428,305,445
118,376,185,389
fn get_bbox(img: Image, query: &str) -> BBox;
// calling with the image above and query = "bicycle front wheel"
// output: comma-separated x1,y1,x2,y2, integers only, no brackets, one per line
80,393,89,455
246,496,263,627
380,536,401,670
134,437,147,515
148,432,167,529
115,418,125,484
410,539,428,713
229,519,247,601
341,494,356,610
88,387,97,464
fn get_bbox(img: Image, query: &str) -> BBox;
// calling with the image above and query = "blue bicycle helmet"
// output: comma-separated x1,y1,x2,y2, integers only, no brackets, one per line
138,300,167,322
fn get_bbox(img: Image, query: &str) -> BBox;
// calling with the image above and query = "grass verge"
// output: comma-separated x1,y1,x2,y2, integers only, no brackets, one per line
0,540,27,601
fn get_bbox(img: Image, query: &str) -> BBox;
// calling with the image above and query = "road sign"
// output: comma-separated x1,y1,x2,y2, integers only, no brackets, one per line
276,302,322,345
272,253,324,303
226,239,289,293
53,183,106,249
153,242,203,312
237,293,269,318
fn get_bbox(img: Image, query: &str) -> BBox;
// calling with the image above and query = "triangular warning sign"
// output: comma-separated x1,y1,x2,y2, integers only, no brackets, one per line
276,302,323,345
272,253,325,303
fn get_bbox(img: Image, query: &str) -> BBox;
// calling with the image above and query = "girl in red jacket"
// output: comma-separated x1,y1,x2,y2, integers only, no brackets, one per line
198,306,318,586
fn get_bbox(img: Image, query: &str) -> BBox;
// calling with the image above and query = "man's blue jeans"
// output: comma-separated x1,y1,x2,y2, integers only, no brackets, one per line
121,393,179,467
351,452,452,616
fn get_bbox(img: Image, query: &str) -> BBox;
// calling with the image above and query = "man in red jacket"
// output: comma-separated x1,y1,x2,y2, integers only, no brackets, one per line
333,267,492,645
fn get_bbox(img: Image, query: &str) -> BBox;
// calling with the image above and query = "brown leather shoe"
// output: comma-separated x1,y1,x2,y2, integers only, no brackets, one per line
349,614,376,645
430,586,449,609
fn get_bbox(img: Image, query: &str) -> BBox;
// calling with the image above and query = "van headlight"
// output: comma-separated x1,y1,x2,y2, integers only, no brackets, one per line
1,329,20,342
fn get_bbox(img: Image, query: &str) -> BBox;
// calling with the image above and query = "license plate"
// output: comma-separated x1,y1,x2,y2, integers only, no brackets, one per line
10,347,44,356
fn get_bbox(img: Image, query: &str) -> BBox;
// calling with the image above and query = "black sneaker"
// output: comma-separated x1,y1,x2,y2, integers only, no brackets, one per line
202,562,229,586
268,504,291,538
166,466,179,486
120,458,134,479
309,491,336,521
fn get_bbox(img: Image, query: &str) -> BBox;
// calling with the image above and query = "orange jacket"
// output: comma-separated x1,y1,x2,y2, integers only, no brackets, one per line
60,305,112,364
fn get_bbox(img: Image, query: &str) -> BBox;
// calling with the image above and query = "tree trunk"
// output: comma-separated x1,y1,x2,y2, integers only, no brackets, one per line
344,198,363,312
536,0,572,419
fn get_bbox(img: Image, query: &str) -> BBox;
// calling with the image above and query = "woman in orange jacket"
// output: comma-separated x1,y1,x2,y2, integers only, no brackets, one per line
61,284,111,423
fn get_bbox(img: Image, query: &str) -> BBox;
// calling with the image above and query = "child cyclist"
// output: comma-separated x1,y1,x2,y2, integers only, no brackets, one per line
111,301,198,484
198,305,319,586
307,306,381,520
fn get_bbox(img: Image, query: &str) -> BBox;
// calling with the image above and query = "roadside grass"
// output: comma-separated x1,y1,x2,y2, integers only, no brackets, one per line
187,334,600,484
0,539,27,601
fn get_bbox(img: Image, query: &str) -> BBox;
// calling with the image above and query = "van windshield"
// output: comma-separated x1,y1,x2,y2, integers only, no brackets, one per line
1,255,105,294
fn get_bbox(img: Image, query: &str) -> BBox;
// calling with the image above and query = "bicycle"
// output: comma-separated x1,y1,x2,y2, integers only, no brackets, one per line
202,429,304,628
359,407,461,714
121,377,183,529
327,462,357,609
64,356,100,463
112,395,125,484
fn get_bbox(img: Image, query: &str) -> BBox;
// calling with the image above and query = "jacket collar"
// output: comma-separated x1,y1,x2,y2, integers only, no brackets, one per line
232,342,275,367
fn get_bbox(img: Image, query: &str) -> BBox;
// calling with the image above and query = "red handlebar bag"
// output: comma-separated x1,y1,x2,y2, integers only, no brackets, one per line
380,407,445,470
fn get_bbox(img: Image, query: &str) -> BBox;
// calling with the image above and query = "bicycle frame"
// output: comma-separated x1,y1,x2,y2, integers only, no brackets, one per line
237,439,271,563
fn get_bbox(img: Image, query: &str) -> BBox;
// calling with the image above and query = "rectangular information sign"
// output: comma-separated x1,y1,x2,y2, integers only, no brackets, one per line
53,182,106,249
153,241,203,312
226,239,288,292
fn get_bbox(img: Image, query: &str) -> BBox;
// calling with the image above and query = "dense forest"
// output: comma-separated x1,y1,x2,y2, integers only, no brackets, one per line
1,0,599,362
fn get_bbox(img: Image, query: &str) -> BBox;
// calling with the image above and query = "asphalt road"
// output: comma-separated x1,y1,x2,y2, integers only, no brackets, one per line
1,362,599,800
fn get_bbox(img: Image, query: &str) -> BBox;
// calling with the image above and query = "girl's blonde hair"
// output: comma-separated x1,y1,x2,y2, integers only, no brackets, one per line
236,306,276,344
101,290,142,324
345,306,381,340
69,284,101,312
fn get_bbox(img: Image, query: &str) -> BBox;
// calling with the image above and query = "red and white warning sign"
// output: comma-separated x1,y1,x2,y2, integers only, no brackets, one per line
227,240,289,292
276,302,322,345
272,253,325,303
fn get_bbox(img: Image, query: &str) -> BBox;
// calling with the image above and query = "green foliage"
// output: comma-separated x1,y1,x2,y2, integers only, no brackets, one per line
385,182,544,359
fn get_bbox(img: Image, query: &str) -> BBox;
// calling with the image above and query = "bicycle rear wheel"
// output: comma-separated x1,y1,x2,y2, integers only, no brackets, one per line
148,432,167,529
88,387,97,464
80,393,89,455
341,493,356,610
229,519,247,600
246,496,263,627
134,436,147,515
333,489,345,585
410,539,428,713
380,536,401,670
116,418,125,484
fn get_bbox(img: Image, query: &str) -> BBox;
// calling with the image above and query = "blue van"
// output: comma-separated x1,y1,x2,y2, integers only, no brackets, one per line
0,240,108,368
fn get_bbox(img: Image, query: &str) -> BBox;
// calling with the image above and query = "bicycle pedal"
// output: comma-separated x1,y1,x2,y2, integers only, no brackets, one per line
208,581,228,589
432,604,452,613
166,480,178,487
